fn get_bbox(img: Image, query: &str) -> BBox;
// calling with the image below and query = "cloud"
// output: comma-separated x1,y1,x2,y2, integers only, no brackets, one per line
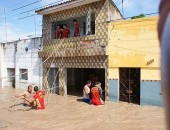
0,23,41,43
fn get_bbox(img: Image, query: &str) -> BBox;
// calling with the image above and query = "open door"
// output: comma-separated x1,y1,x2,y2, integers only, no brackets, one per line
119,68,140,105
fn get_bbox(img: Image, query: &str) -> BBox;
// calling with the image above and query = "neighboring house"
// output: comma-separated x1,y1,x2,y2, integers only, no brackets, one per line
0,37,43,90
108,16,162,107
36,0,162,106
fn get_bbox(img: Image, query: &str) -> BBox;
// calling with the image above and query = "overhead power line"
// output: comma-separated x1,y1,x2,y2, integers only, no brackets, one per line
12,0,43,12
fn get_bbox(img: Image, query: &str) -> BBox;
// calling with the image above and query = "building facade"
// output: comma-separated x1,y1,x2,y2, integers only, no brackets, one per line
108,17,162,107
0,37,43,90
37,0,122,98
36,0,162,106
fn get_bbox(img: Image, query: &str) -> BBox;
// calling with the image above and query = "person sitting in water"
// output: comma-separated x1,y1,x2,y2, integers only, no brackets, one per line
25,86,45,110
91,82,104,105
83,80,91,103
12,85,33,106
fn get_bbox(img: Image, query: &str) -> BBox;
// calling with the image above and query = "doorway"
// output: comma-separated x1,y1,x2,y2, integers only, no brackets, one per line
67,68,105,100
119,68,140,105
7,68,15,88
48,68,59,94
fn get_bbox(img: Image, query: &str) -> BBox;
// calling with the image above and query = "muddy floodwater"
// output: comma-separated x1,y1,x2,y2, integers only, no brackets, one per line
0,88,166,130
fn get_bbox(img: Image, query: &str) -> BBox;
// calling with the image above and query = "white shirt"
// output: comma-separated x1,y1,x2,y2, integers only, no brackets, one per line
83,85,90,99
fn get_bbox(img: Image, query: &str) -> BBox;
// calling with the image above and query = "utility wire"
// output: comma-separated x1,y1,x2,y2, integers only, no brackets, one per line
12,0,43,12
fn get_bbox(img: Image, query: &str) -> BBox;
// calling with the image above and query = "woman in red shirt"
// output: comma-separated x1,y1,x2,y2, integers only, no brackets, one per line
91,82,104,105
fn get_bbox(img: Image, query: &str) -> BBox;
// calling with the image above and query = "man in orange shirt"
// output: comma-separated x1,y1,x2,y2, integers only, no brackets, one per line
73,19,80,37
62,24,70,38
25,86,45,110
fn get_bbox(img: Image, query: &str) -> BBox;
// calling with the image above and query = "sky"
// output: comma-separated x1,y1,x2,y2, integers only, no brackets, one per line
0,0,160,42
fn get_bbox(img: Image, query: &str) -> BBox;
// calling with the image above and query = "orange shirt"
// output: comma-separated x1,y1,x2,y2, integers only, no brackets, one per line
33,90,45,110
74,23,80,37
91,87,102,105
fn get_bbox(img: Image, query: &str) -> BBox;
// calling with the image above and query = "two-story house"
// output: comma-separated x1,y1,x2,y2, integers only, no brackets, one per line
36,0,122,100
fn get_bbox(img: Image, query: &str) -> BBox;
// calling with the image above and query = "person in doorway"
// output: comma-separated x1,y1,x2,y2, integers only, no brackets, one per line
55,25,62,39
12,85,33,106
73,19,81,37
91,81,104,105
98,82,104,101
62,24,70,38
83,80,91,103
25,86,45,110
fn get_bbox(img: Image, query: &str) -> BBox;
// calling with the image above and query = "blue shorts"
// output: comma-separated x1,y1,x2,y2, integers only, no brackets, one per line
83,98,90,103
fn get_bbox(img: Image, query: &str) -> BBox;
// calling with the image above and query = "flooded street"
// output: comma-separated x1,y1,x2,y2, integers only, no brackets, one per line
0,88,166,130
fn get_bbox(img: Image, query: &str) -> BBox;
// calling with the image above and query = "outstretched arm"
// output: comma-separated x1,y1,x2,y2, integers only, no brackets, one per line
12,92,26,99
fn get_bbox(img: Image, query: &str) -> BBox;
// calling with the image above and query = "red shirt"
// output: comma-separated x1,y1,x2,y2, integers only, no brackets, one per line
55,29,61,39
33,90,45,110
74,23,80,37
62,29,70,38
91,87,102,105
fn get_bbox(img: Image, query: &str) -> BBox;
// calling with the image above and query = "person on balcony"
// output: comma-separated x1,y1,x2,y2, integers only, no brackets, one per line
62,24,70,38
55,25,62,39
73,19,81,37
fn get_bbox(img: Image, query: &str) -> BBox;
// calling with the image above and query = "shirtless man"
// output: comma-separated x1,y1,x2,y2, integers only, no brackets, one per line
13,85,33,106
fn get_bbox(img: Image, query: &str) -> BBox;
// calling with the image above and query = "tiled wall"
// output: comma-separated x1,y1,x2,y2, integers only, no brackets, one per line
40,0,115,99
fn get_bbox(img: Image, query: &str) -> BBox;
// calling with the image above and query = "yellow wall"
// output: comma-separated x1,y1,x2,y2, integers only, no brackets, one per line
108,17,160,68
108,17,161,80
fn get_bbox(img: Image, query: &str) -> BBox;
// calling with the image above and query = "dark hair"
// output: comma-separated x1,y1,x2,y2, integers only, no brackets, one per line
73,19,77,22
94,81,100,86
34,86,39,92
28,85,32,89
86,80,91,84
63,24,67,27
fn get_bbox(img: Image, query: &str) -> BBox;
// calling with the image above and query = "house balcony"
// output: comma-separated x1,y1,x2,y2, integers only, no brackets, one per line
39,36,108,58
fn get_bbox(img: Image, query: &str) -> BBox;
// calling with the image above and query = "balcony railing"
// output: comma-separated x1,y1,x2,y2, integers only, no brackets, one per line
39,36,108,58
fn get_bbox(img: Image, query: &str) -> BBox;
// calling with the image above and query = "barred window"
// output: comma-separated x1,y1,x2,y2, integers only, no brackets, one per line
19,69,28,80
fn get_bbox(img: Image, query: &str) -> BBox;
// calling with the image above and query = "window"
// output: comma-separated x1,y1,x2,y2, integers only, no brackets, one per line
51,14,95,39
19,69,28,80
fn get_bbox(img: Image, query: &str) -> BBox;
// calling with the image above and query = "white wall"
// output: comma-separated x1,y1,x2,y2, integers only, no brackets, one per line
0,44,5,88
108,2,122,21
2,37,43,90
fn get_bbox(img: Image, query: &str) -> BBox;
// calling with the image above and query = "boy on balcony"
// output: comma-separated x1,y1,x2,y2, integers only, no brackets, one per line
73,19,81,37
55,25,62,39
62,24,70,38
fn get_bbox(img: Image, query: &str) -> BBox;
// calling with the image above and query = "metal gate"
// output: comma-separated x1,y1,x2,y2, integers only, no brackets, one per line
119,68,140,105
7,68,15,88
48,68,59,94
